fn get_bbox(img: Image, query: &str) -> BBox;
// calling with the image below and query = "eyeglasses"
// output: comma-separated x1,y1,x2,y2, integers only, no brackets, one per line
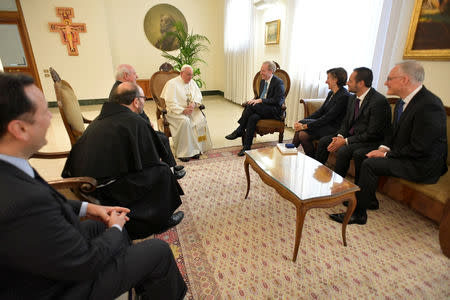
386,76,404,81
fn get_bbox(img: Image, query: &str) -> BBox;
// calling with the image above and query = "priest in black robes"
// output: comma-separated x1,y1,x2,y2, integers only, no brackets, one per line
63,82,184,239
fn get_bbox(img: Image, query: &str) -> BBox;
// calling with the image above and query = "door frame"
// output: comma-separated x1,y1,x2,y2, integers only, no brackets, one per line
0,0,41,89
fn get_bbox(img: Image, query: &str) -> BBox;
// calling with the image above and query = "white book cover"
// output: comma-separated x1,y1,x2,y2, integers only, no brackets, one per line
276,143,298,155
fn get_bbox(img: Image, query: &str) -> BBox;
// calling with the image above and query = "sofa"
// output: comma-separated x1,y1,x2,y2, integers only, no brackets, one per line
300,98,450,258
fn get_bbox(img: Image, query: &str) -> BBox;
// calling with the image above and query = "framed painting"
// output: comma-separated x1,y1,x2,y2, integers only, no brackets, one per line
265,19,280,45
403,0,450,60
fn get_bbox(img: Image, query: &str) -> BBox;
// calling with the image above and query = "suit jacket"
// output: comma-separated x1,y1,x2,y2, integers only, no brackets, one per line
256,75,285,119
301,87,350,138
385,86,447,183
337,88,391,145
0,160,126,299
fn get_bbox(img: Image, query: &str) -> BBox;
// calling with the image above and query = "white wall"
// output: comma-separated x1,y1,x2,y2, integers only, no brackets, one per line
103,0,225,91
20,0,115,101
254,0,286,71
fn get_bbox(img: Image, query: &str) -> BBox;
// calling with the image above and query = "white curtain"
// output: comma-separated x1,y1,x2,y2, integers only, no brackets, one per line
283,0,385,126
224,0,254,104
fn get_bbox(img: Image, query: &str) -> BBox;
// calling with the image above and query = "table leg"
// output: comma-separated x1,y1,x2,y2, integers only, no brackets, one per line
244,157,251,199
342,193,356,247
292,206,307,262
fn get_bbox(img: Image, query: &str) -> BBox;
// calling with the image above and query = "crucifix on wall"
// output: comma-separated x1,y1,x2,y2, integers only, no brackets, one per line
49,7,87,56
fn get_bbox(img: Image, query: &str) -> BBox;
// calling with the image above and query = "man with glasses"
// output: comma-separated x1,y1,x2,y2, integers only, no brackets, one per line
111,64,186,179
330,61,447,225
63,82,185,239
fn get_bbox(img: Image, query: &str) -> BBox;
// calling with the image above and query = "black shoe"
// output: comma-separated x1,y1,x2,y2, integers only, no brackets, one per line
174,169,186,180
155,211,185,234
192,154,200,159
237,148,247,156
329,211,367,225
343,200,379,210
225,131,242,140
179,157,190,162
174,165,184,171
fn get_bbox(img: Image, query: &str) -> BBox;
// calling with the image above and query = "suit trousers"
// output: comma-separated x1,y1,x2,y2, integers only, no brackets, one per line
316,134,378,179
156,131,176,167
238,103,278,148
64,220,186,300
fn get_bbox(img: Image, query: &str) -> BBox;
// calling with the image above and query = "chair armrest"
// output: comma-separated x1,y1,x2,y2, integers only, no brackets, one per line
31,151,70,159
300,98,325,118
156,104,167,115
83,116,93,124
48,177,98,203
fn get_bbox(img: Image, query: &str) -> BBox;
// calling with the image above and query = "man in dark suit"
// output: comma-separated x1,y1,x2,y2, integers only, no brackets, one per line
330,61,448,225
225,61,285,156
111,64,186,179
316,67,391,186
0,73,186,299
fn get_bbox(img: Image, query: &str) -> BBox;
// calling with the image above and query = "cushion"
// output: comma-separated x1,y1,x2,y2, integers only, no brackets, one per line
56,81,84,134
396,171,449,205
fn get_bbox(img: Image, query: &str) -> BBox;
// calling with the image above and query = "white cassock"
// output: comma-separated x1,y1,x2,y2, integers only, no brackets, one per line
161,76,212,158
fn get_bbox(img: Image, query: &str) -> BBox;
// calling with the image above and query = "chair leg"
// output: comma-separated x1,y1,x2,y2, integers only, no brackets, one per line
278,131,284,143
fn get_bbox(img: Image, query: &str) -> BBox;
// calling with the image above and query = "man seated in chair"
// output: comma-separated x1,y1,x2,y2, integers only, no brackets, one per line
225,61,285,156
161,64,212,162
0,73,186,299
111,63,185,179
63,82,185,239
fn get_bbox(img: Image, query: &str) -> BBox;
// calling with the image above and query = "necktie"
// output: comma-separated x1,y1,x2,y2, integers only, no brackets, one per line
260,81,268,99
349,98,361,135
396,99,405,124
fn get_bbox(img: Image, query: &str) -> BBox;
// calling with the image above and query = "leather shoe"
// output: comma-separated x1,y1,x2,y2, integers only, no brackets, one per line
156,211,185,234
225,131,242,140
329,211,367,225
343,200,379,210
179,157,190,162
174,169,186,180
174,165,184,171
237,148,248,156
192,154,200,159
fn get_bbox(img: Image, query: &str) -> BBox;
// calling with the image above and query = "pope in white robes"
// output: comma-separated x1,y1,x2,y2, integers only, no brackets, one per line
161,65,212,159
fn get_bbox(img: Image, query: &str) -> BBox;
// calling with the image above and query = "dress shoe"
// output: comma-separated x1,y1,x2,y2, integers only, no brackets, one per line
155,211,185,234
343,200,379,210
174,165,184,172
192,154,200,159
225,131,242,140
174,169,186,180
329,211,367,225
237,148,248,156
179,157,190,162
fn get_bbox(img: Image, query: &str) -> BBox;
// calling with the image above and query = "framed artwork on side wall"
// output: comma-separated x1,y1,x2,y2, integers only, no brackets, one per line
403,0,450,60
265,19,280,45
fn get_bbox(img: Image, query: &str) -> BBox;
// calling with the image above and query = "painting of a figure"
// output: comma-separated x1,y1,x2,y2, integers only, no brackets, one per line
404,0,450,60
143,4,187,51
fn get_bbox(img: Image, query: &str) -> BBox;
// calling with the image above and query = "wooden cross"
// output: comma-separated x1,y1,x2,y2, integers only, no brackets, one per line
49,7,87,56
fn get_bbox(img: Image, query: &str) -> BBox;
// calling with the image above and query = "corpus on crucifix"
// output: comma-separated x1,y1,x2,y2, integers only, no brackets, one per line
49,7,87,56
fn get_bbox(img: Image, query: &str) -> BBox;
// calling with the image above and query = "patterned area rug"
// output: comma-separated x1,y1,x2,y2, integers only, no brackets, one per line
160,144,450,299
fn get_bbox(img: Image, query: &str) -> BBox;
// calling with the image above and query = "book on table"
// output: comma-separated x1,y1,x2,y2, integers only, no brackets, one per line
276,143,298,155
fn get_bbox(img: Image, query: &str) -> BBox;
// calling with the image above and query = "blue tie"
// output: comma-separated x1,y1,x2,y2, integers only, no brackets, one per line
396,99,405,124
260,81,268,99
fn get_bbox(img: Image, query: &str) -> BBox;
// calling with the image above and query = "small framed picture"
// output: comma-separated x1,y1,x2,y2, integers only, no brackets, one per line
265,19,280,45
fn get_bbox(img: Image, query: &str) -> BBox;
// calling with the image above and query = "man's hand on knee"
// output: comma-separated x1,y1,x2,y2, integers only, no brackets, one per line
327,136,346,152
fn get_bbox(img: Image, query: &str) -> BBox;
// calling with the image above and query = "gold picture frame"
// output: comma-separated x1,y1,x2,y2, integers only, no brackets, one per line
265,19,280,45
403,0,450,60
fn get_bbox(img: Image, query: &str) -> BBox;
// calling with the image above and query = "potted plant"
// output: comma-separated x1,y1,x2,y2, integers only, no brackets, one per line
160,21,210,88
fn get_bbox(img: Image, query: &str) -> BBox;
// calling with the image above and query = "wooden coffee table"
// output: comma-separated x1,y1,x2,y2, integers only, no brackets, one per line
244,147,360,262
